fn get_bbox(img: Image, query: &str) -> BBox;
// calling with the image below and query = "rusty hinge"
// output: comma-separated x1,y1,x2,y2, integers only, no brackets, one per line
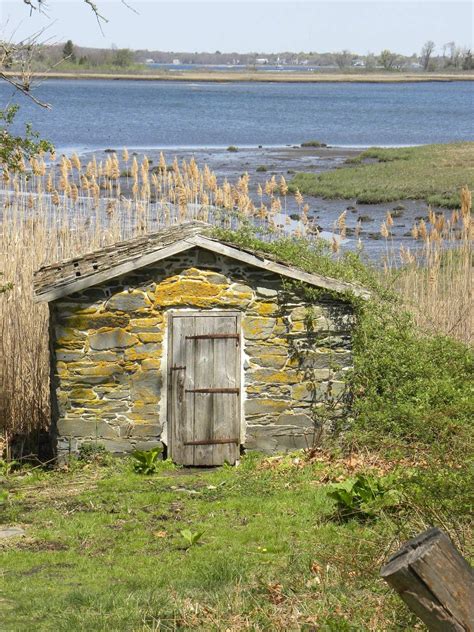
170,365,186,370
185,334,239,341
184,438,239,446
185,387,240,394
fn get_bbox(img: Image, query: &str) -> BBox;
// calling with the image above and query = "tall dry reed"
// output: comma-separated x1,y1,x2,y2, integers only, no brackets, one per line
379,187,473,344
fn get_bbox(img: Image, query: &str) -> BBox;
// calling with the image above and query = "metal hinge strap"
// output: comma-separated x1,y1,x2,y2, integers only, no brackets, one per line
185,387,240,394
185,334,239,341
184,438,239,446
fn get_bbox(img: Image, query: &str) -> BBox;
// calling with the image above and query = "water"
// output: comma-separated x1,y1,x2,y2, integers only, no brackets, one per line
2,79,473,152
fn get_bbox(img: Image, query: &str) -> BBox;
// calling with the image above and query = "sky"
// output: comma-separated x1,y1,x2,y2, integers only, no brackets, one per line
0,0,472,55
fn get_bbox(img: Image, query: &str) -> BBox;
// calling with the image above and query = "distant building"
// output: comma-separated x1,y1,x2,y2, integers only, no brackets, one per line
144,59,155,64
255,58,269,65
172,59,181,65
352,59,366,68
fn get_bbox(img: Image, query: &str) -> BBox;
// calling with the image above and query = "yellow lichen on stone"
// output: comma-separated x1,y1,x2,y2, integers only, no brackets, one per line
251,368,299,384
71,363,122,378
290,321,307,333
242,317,276,340
69,388,98,401
153,278,226,307
253,302,278,316
137,332,163,344
130,316,163,328
141,358,162,370
125,344,162,362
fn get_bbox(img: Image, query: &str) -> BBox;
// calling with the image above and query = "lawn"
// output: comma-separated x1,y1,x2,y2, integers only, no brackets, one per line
1,453,423,631
290,142,474,207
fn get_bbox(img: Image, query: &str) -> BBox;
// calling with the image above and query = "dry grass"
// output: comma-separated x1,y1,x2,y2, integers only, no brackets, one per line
0,150,472,446
2,70,474,83
379,186,473,344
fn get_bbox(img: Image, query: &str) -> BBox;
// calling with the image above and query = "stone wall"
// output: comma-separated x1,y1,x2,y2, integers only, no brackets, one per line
51,247,354,457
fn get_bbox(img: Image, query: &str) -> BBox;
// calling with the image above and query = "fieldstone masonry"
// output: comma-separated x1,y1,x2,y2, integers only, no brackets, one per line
50,247,354,458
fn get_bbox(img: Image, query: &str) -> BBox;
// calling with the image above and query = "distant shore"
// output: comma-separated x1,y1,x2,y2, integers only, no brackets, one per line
4,70,474,83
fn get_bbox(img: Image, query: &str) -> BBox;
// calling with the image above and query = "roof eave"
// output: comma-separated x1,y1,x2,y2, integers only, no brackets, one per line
34,233,370,303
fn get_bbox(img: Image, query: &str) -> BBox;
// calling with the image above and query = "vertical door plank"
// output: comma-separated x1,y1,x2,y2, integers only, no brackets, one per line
192,316,215,465
170,315,194,465
212,315,240,465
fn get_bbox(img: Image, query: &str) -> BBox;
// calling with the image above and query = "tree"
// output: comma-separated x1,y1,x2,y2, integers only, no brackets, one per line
112,48,134,68
62,39,76,63
443,42,461,68
1,1,134,173
379,49,399,70
335,50,352,69
462,49,473,70
420,40,435,71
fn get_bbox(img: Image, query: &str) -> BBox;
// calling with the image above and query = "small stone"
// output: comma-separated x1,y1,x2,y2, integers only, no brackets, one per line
131,370,162,403
89,328,138,350
106,290,151,312
125,343,162,362
127,423,161,438
0,527,26,539
244,398,288,415
256,286,278,298
249,354,286,369
250,368,299,384
277,413,313,427
242,317,276,340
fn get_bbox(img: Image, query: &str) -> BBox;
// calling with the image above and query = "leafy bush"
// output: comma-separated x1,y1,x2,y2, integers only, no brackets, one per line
327,473,402,520
348,303,473,458
132,446,163,474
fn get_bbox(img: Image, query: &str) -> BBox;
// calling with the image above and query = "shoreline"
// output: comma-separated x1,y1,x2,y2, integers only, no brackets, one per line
4,70,474,83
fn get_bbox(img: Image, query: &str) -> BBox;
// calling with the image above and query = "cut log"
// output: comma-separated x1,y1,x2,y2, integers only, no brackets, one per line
380,528,474,631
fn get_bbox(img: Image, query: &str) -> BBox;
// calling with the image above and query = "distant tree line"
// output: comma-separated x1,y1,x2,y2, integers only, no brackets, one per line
4,39,474,72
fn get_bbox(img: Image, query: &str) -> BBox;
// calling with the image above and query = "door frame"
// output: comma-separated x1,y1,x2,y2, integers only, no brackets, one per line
166,309,243,463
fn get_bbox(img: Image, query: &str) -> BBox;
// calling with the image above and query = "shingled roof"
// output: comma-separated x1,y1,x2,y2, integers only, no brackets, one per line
34,221,370,302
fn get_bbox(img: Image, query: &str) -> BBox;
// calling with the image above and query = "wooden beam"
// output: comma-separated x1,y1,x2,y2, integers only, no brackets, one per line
34,225,370,302
189,235,371,299
34,239,197,303
380,528,474,631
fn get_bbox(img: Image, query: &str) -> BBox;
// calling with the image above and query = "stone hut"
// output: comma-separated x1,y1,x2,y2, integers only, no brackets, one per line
34,222,369,465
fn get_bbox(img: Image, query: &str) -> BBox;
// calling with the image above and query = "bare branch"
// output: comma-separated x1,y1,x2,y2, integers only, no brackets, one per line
0,71,51,108
121,0,139,15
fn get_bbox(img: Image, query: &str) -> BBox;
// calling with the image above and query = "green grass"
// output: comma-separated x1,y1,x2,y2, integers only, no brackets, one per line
290,142,474,207
1,456,423,631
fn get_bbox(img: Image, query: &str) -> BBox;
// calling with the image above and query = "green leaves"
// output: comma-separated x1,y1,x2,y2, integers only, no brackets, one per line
132,446,163,475
0,105,54,173
327,473,402,520
180,529,204,549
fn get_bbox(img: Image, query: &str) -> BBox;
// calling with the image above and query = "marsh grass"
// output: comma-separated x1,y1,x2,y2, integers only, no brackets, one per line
290,142,474,207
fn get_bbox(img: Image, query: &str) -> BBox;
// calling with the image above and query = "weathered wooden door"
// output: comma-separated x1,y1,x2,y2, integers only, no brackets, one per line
168,311,241,466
